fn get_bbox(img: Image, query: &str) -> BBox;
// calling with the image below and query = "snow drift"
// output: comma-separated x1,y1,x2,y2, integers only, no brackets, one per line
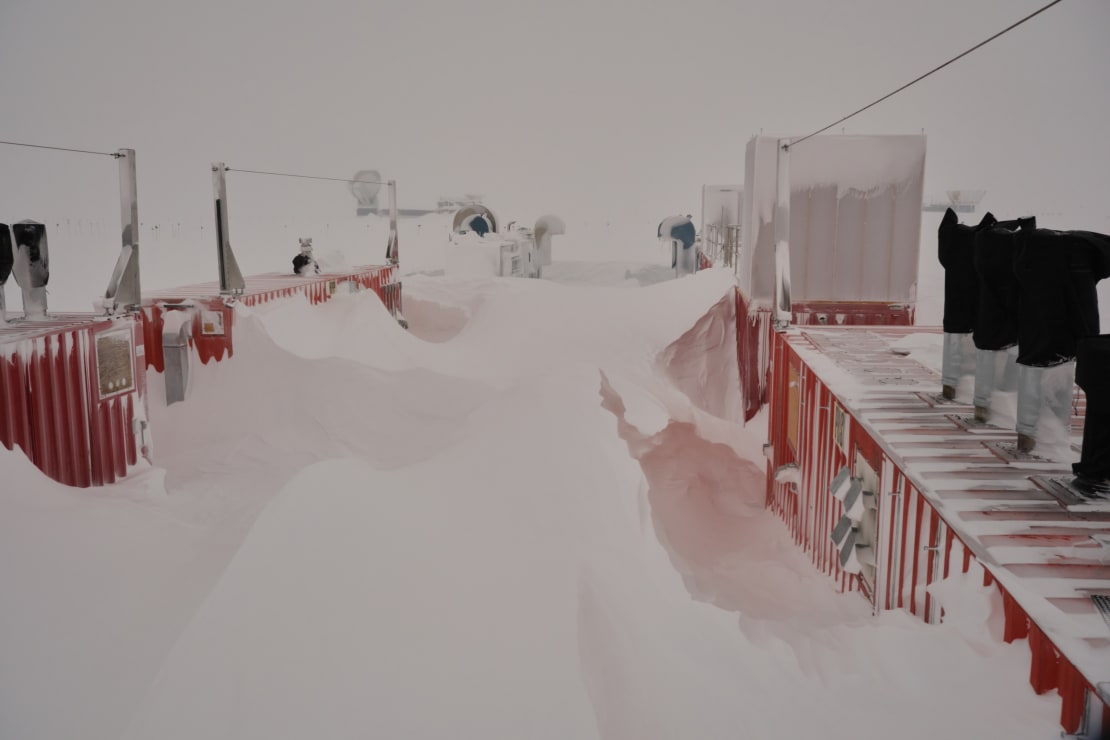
2,265,1059,740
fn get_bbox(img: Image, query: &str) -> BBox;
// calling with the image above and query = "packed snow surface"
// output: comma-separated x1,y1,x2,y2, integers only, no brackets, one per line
0,228,1061,738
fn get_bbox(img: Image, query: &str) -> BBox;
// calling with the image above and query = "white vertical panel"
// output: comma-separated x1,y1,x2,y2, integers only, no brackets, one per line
741,134,927,304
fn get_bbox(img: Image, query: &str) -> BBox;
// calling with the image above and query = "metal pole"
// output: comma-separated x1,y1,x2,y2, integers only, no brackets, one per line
386,179,399,264
773,140,793,329
104,148,141,312
700,184,707,267
212,162,245,294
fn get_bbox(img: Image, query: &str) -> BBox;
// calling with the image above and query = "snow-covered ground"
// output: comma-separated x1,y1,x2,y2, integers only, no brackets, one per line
0,220,1064,739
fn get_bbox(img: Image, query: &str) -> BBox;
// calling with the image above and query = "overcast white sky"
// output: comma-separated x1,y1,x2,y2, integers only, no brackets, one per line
1,0,1107,240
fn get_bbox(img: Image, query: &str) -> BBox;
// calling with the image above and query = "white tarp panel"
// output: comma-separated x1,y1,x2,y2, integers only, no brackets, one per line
740,135,926,304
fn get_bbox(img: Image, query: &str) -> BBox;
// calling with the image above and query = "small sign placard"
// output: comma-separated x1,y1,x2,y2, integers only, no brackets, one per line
95,329,135,399
833,403,848,452
200,310,225,336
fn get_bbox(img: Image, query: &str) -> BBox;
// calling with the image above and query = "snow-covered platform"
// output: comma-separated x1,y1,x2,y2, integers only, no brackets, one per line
143,266,399,309
764,324,1109,734
140,265,401,370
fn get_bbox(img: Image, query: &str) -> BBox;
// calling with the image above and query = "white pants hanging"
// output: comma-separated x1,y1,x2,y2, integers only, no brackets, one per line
973,346,1019,409
1016,362,1075,438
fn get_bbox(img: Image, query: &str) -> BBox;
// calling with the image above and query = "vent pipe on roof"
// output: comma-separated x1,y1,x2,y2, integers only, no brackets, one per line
658,215,697,277
11,221,49,318
0,224,12,322
533,215,565,279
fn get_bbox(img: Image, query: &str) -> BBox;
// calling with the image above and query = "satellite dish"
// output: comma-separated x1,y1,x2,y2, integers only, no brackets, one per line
348,170,382,213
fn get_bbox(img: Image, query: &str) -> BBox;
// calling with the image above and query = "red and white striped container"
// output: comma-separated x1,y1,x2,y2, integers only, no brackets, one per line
1,265,400,488
762,322,1110,735
1,313,150,487
735,292,914,423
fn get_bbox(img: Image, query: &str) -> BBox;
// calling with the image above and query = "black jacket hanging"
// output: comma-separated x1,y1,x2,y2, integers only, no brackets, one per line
1014,228,1110,367
938,209,997,334
972,216,1035,351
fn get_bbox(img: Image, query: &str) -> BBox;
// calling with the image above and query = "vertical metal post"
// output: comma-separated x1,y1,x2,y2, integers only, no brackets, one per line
386,179,399,264
211,162,245,294
774,140,793,329
699,184,707,267
383,179,406,327
886,485,904,611
104,148,141,313
925,520,946,625
1068,688,1105,739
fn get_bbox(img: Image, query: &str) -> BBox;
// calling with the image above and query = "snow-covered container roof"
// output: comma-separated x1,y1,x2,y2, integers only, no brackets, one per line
782,325,1109,709
740,135,926,304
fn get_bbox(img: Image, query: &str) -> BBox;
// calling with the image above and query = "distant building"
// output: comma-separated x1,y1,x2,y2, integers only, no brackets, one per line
923,190,986,213
436,195,484,212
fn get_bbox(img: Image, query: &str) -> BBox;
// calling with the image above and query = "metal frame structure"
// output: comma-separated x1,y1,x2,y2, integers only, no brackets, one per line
103,148,141,313
211,162,246,295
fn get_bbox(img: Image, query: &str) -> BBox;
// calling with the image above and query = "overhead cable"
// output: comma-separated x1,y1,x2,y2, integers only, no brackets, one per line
785,0,1065,150
0,139,121,158
227,167,385,185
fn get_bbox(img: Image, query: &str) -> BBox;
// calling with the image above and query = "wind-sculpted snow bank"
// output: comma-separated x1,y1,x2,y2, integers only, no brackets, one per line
245,288,442,371
595,370,1060,739
599,370,843,618
403,295,470,342
657,290,742,421
150,302,492,493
